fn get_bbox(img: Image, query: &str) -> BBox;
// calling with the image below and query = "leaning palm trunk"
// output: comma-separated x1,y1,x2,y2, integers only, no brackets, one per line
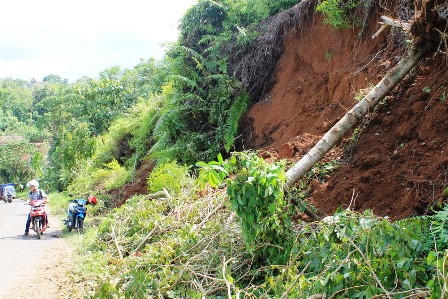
285,45,429,187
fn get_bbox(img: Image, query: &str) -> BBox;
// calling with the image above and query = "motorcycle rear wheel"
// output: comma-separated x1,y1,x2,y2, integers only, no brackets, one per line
36,219,41,239
66,218,72,232
78,218,84,230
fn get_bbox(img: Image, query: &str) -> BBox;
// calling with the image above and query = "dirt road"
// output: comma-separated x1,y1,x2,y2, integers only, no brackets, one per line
0,198,72,298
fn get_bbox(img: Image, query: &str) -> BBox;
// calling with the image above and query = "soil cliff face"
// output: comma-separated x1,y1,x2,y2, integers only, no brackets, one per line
243,14,448,219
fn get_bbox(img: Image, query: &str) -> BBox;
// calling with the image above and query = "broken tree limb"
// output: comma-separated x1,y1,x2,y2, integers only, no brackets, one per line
111,224,123,259
372,16,411,39
380,16,411,31
147,187,172,200
133,223,158,253
285,44,430,187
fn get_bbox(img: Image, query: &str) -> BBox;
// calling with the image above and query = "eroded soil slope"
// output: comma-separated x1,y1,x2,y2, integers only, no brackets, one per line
242,14,448,219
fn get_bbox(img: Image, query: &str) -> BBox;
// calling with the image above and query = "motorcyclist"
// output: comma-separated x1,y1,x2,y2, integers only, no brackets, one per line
24,180,50,236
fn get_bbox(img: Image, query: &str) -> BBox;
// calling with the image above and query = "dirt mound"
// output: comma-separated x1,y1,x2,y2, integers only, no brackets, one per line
109,161,154,208
242,14,448,219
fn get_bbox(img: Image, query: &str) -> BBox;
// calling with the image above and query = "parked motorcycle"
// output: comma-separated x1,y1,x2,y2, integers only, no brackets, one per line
6,192,12,203
64,195,96,231
29,199,48,239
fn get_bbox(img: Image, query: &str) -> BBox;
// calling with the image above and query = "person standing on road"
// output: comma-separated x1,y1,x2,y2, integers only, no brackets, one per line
24,180,50,236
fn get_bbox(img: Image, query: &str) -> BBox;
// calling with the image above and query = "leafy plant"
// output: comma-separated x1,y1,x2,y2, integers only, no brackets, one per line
147,161,191,194
317,0,358,28
0,141,40,183
197,152,293,263
94,159,131,191
423,86,432,93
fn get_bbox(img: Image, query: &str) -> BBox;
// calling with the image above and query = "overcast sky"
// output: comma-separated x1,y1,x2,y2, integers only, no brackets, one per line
0,0,197,82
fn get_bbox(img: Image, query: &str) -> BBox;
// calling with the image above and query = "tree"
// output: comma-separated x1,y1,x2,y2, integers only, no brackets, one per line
43,74,63,83
0,141,39,183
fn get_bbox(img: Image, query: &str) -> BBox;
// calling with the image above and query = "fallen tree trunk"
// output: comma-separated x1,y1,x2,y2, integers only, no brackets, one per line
285,44,429,187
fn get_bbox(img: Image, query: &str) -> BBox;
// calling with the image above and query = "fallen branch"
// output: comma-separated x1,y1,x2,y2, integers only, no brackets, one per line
133,223,158,253
369,288,429,298
372,16,411,39
147,188,172,200
340,229,391,299
281,261,312,299
191,201,224,232
111,225,123,259
222,257,236,299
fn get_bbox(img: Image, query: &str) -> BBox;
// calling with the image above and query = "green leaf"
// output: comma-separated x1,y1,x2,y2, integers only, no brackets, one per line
230,199,239,211
247,213,254,226
217,153,224,163
248,197,256,208
208,170,219,188
427,251,437,266
195,161,208,167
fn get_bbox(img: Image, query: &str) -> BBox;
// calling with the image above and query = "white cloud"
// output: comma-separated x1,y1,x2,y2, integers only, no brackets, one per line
0,0,197,82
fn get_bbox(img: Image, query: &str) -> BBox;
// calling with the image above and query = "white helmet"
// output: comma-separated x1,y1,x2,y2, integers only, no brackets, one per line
26,180,39,188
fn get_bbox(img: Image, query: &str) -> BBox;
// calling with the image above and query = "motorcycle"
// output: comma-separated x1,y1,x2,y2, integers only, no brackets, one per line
29,199,48,239
64,198,87,231
6,192,12,203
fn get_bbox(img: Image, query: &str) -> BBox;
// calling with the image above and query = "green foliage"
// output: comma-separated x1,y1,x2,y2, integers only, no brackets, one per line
226,153,291,261
93,101,154,167
124,270,149,299
150,0,299,164
179,0,227,51
224,94,249,152
46,121,96,190
150,47,250,163
430,205,448,249
197,152,293,263
0,141,40,184
65,177,448,298
43,74,64,83
423,86,432,94
129,97,164,159
279,210,431,297
147,161,191,194
93,159,131,191
67,189,250,298
46,192,72,217
0,78,33,128
78,68,138,135
90,281,119,299
317,0,358,28
195,153,227,190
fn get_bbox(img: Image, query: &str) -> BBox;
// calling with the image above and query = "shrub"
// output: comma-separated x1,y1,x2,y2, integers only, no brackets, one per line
147,161,191,194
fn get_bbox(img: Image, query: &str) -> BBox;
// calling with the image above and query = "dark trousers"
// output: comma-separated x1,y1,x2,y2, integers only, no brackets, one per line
25,213,49,233
25,213,31,233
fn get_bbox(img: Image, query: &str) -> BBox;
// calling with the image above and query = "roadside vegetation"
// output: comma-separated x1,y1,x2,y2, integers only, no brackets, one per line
2,0,448,297
51,156,448,298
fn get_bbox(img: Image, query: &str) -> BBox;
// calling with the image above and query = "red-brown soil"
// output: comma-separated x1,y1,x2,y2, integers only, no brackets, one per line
109,161,154,207
242,14,448,219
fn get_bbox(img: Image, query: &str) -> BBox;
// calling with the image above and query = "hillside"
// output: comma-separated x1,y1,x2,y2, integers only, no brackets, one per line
38,1,448,297
240,7,448,220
